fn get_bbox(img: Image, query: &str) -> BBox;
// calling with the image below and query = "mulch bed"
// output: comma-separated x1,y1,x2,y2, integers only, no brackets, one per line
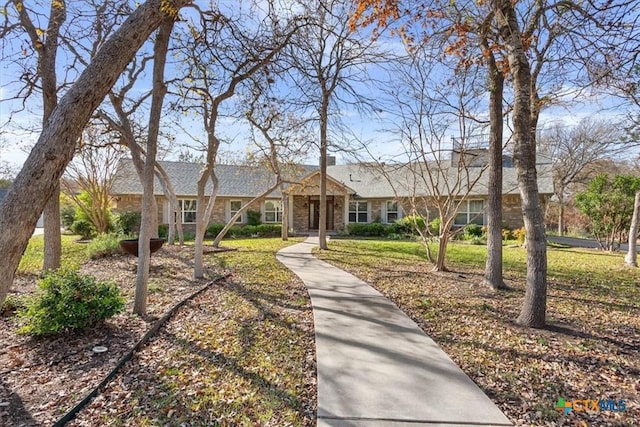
0,245,221,426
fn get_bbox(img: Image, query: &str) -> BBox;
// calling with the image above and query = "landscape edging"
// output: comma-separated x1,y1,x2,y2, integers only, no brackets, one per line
54,273,231,426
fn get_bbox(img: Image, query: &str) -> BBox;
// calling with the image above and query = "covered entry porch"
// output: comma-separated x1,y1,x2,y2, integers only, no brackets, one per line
284,171,353,234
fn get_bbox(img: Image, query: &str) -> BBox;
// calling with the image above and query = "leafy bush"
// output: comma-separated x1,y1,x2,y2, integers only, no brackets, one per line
256,224,281,236
206,223,225,238
502,228,513,241
158,224,169,239
346,223,390,237
428,218,440,235
469,235,486,245
70,219,95,239
86,233,126,259
395,215,427,235
464,223,483,239
1,294,27,317
513,227,526,243
61,204,76,229
117,211,141,235
18,269,125,336
247,210,262,226
73,191,116,234
225,224,281,238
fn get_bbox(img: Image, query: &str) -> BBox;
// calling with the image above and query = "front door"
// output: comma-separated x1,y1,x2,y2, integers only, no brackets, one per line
309,197,334,230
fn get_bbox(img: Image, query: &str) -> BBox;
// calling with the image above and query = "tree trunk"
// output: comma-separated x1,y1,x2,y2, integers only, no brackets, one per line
482,48,506,290
154,162,183,245
0,0,191,306
281,190,289,241
194,166,219,279
43,183,62,271
625,190,640,267
496,0,547,328
318,95,329,249
134,19,174,315
434,231,449,271
557,192,565,235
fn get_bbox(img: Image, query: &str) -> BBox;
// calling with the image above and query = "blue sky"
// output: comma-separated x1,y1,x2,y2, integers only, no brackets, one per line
0,0,637,173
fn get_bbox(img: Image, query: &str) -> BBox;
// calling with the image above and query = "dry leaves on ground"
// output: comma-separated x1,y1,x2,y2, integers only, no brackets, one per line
1,240,316,426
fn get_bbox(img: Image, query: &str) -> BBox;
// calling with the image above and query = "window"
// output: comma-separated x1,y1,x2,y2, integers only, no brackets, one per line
454,200,485,226
348,201,368,223
264,200,282,223
386,201,399,223
230,200,242,223
179,199,197,224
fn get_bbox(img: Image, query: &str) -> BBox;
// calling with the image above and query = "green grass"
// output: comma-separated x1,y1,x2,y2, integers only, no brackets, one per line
18,234,91,274
316,239,640,425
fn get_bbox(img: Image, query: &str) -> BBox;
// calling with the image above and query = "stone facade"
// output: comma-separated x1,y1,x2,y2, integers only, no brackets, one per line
113,174,549,234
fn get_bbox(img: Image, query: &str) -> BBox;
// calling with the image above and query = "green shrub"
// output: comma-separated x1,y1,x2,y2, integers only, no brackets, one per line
255,224,281,236
464,223,483,239
247,210,262,226
469,235,486,245
428,218,440,235
1,294,27,317
207,223,225,238
183,231,196,241
86,233,126,259
225,224,282,238
117,211,141,235
513,227,526,243
18,269,125,336
346,223,390,237
395,215,427,235
73,192,116,233
158,224,169,239
70,219,95,239
61,205,76,229
502,227,513,241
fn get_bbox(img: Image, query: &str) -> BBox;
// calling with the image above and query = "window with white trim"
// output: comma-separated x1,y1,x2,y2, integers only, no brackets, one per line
386,201,399,223
264,200,282,223
454,200,485,226
179,199,197,224
230,200,243,223
348,201,368,223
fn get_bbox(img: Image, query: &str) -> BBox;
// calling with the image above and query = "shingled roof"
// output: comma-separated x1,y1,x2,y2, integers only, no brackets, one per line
112,160,318,197
326,161,554,198
112,157,554,199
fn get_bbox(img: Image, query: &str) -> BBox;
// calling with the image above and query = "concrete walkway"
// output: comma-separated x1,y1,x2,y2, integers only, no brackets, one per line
277,237,512,427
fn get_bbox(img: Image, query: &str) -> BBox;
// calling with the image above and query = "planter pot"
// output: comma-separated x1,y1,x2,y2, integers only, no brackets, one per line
119,238,165,257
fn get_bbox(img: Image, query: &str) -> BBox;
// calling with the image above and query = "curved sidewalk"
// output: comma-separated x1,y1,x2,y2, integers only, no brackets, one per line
277,237,512,427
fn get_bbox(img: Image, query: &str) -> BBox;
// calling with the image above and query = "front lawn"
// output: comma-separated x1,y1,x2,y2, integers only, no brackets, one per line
316,240,640,426
18,234,91,274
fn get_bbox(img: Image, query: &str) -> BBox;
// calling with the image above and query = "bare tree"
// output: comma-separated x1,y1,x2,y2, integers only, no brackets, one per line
286,0,383,249
0,0,192,306
62,126,125,234
1,0,68,271
95,55,185,245
221,95,314,245
539,118,626,235
172,4,301,279
134,18,174,315
370,47,488,271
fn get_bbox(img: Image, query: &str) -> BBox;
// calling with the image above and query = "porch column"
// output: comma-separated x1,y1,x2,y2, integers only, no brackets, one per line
288,193,294,233
343,193,350,230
